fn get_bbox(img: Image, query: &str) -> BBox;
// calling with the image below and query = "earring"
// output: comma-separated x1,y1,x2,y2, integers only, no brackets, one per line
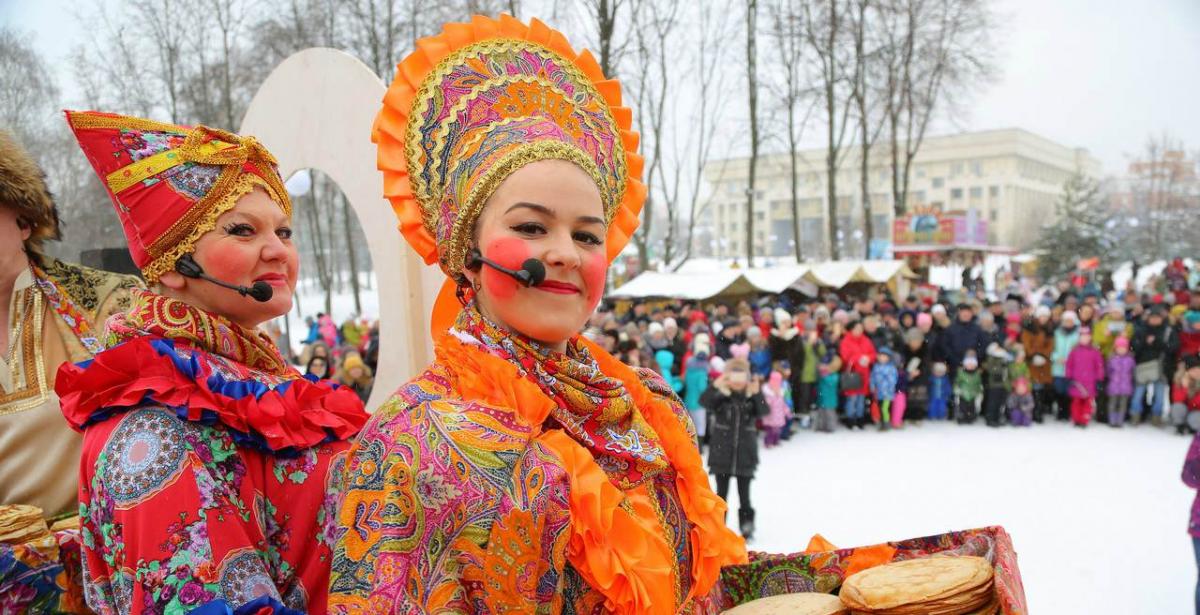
472,277,482,293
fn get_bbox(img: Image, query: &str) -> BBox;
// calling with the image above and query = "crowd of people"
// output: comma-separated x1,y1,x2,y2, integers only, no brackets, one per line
285,313,381,403
585,273,1200,440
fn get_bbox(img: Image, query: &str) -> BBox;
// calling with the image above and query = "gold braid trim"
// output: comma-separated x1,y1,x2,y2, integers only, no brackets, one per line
67,113,184,134
442,140,603,277
139,173,283,283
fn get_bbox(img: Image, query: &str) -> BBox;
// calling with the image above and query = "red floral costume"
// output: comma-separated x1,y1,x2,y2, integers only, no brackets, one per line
57,291,367,614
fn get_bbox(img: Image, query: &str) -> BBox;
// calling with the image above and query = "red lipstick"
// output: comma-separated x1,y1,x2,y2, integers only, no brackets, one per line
255,273,288,287
537,280,581,295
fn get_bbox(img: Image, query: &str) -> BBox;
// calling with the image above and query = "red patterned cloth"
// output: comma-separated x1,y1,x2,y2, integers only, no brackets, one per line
704,526,1027,615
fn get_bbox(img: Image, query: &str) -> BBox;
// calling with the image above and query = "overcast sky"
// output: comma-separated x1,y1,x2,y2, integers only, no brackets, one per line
3,0,1197,175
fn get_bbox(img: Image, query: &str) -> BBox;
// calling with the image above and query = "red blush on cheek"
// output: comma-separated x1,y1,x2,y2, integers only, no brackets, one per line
480,237,530,301
582,251,607,308
201,245,249,285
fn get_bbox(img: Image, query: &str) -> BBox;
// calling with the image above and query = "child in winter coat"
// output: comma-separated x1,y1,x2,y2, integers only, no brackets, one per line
870,350,900,431
983,343,1011,427
1009,344,1031,387
955,355,984,424
761,371,790,447
1007,377,1035,426
1065,327,1105,427
815,353,842,433
1106,336,1136,427
701,357,768,540
683,336,713,445
1172,355,1200,435
654,349,683,394
929,362,951,421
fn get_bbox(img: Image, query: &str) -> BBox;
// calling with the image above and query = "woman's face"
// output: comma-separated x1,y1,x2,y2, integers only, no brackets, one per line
159,188,298,329
309,358,328,378
466,159,608,350
348,366,364,380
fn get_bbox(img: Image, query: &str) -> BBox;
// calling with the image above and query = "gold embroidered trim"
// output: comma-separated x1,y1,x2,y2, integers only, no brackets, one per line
443,140,604,276
0,287,47,416
140,173,285,282
67,113,184,134
405,38,626,236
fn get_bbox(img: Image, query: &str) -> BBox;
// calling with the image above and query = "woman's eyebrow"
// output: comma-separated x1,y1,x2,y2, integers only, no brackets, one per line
504,202,604,226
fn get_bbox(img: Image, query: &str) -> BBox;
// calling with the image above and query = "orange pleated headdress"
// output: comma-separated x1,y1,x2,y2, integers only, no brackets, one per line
373,14,646,330
66,111,290,283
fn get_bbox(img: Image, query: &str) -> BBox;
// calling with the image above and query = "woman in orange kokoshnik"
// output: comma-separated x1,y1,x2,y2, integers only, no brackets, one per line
328,14,747,614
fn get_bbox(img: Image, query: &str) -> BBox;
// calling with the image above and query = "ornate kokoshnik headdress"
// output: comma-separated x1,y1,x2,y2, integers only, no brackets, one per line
373,14,646,330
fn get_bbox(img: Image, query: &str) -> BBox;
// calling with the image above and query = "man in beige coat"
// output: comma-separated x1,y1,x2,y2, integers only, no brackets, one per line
0,129,142,519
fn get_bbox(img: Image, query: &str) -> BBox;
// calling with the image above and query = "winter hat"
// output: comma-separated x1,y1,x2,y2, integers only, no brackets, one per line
774,308,792,325
648,322,664,336
986,342,1006,358
1061,310,1078,325
768,371,783,389
1013,377,1030,393
723,357,749,374
931,304,948,317
745,326,763,340
1184,354,1200,371
904,327,925,345
1035,305,1052,319
730,342,751,360
1115,336,1130,352
833,309,850,324
693,333,712,357
663,317,678,331
916,312,933,329
963,356,978,369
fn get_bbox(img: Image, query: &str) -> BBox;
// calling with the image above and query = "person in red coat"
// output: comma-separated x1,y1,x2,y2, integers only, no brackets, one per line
1065,328,1106,427
839,320,877,429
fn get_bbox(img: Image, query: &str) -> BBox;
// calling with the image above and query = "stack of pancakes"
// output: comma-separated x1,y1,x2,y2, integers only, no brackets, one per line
0,504,51,545
724,592,849,615
839,556,997,615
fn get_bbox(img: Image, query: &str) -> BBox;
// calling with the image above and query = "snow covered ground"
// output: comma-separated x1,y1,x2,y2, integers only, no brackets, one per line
718,421,1194,614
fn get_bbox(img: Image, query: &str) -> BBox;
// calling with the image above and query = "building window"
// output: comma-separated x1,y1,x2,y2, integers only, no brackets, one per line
932,177,945,188
989,185,1000,198
755,211,766,221
951,162,964,177
969,186,983,198
971,160,983,176
989,209,998,222
951,188,963,199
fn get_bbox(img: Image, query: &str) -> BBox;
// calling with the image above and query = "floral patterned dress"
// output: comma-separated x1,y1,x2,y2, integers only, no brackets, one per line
328,307,746,614
55,291,368,614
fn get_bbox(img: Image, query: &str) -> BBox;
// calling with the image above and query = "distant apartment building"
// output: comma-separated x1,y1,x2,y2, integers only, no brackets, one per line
699,128,1102,258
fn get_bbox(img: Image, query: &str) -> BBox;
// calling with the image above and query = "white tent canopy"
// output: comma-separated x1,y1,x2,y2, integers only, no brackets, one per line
608,271,763,300
610,260,919,300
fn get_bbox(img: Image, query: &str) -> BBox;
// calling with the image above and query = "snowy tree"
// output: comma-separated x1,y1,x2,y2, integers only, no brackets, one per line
1034,171,1112,281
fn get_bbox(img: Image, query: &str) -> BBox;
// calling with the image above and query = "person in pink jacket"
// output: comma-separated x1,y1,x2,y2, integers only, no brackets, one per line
839,320,877,429
1066,327,1106,427
761,371,790,447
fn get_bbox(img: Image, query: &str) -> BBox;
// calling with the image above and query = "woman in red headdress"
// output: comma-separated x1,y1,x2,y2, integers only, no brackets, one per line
56,111,368,614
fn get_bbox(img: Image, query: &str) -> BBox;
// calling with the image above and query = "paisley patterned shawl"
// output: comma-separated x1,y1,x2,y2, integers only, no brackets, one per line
55,290,368,453
454,305,670,489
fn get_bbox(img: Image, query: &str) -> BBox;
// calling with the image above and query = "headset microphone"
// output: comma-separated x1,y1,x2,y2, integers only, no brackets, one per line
469,250,546,287
174,255,275,302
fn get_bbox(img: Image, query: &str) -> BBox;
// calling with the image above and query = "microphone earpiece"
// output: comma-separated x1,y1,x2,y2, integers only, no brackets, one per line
173,255,274,303
470,249,545,288
520,259,546,287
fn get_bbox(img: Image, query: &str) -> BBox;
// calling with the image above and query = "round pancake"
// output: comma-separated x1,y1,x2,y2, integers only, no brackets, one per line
724,592,849,615
840,556,993,611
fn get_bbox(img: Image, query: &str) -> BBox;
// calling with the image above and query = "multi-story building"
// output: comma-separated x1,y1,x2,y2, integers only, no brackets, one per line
699,128,1103,259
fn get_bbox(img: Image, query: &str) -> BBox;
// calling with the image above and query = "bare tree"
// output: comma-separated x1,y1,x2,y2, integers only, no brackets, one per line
744,0,761,265
582,0,635,79
671,0,737,271
0,27,60,143
804,0,855,260
880,0,996,216
848,0,888,257
766,0,817,263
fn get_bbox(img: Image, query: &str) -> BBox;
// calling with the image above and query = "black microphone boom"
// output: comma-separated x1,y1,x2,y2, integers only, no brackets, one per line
174,255,275,302
469,250,545,287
